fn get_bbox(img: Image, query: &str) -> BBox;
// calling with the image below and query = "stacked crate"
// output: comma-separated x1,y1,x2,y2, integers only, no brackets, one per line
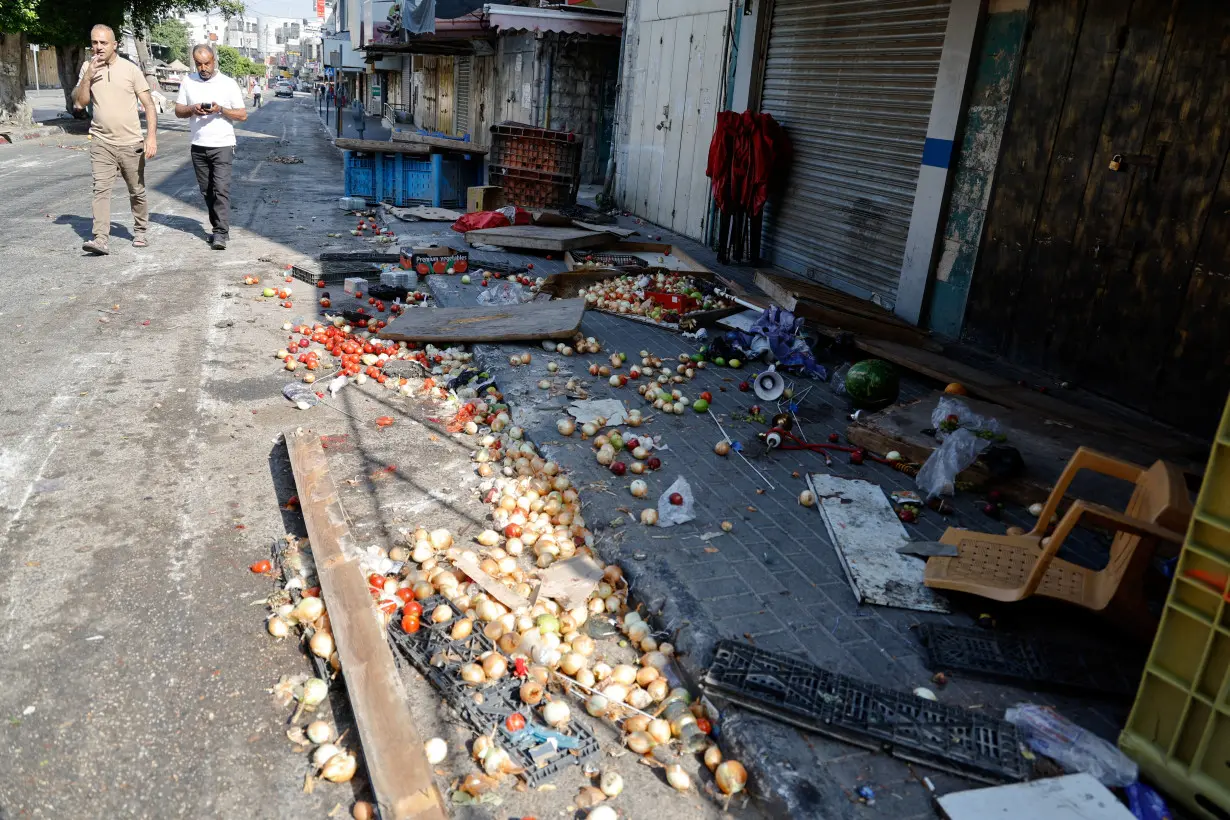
487,123,583,209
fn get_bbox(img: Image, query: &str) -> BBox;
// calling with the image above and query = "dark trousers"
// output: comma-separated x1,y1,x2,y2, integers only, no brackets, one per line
190,145,234,237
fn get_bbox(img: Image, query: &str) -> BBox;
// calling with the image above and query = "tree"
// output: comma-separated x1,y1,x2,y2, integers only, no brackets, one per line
0,0,245,121
149,17,188,64
0,0,38,124
216,43,240,77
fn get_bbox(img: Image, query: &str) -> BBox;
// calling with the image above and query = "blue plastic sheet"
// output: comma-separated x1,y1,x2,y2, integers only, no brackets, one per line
717,306,826,377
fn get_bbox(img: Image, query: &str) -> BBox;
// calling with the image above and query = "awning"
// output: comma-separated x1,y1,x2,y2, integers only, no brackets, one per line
360,14,493,56
484,5,622,36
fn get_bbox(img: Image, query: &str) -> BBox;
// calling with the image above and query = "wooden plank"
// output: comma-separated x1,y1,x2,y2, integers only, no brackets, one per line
336,138,430,155
284,430,448,820
571,220,634,238
378,298,585,344
389,130,488,155
385,205,462,221
464,225,615,251
845,391,1166,506
937,774,1135,820
754,271,940,351
852,339,1208,470
964,0,1086,353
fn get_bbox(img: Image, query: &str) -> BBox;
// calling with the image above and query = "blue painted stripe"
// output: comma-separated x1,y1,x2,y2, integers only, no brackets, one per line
921,137,954,169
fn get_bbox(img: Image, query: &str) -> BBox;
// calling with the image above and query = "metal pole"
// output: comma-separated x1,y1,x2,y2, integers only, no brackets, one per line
32,51,40,93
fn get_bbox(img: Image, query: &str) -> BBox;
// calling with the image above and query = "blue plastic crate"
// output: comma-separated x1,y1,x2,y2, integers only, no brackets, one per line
342,150,482,207
343,153,376,200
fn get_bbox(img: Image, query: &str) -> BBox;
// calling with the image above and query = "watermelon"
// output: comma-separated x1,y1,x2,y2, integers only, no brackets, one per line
843,359,899,407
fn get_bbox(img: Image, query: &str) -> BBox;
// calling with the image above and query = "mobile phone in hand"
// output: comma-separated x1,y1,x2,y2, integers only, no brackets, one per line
201,102,215,112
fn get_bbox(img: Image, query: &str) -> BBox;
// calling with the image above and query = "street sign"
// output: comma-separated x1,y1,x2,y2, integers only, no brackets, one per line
30,44,39,52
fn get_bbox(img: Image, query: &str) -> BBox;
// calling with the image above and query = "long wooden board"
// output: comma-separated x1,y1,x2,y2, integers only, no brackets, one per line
853,339,1208,472
389,131,489,155
285,429,448,820
465,225,615,251
378,298,585,344
847,393,1090,505
754,271,939,351
335,138,430,155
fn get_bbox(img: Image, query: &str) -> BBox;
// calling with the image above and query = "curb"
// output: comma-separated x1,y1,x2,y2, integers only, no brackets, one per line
0,124,65,144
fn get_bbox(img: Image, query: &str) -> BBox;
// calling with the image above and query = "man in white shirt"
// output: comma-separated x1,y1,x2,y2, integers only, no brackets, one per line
174,45,247,250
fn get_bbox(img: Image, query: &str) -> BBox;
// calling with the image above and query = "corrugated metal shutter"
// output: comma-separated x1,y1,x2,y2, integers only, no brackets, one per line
455,56,471,135
760,0,950,308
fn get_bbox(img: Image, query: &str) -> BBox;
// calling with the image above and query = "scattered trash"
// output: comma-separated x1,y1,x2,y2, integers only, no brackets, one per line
1125,781,1173,820
476,281,533,306
567,399,629,427
938,774,1135,820
656,476,696,527
338,196,367,210
856,785,876,805
807,474,950,613
912,686,937,701
1004,703,1139,787
269,155,304,164
916,427,990,500
283,382,320,410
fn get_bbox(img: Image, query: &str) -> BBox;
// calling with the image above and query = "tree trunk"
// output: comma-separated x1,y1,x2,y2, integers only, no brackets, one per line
56,43,88,118
0,32,31,126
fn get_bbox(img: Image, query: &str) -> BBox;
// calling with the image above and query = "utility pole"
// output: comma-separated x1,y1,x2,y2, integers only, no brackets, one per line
29,43,40,92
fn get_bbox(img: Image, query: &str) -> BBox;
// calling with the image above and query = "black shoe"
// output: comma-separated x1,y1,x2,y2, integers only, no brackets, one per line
211,234,228,250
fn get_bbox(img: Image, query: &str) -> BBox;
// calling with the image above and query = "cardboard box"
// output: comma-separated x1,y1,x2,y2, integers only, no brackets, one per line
399,245,470,275
467,185,505,213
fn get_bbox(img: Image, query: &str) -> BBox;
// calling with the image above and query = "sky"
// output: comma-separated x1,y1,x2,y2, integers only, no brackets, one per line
237,0,323,19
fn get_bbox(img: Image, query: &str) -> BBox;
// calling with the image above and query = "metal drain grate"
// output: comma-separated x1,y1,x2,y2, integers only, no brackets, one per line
917,624,1143,697
704,639,1028,783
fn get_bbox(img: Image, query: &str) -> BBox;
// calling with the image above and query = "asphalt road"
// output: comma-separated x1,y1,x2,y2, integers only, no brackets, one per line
0,94,369,818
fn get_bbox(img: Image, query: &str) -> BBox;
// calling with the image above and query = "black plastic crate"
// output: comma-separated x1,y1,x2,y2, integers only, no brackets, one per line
916,624,1144,697
703,639,1028,784
388,596,598,785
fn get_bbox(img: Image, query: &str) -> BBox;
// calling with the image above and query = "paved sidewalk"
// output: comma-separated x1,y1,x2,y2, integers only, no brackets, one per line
371,209,1141,817
314,98,392,142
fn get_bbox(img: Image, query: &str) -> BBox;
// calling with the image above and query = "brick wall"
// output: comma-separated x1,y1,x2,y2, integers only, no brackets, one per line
541,33,620,185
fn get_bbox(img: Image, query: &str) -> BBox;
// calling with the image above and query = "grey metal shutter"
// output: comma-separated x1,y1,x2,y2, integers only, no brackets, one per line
760,0,950,308
455,56,471,135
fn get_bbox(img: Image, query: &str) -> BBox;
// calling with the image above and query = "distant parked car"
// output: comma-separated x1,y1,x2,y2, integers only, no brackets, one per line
274,81,294,98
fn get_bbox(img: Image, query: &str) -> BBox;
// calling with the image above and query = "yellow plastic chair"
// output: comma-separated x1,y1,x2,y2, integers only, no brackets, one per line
924,447,1192,636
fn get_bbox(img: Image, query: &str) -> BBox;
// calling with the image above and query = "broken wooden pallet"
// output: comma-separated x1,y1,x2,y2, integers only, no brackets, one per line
284,429,448,820
377,298,585,344
464,225,615,252
754,271,940,351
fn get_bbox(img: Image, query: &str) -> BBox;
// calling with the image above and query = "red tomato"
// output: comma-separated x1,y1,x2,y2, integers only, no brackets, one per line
505,712,527,732
317,280,325,288
303,586,322,597
378,600,399,615
696,717,712,734
249,559,272,574
394,587,415,604
403,601,423,617
700,391,713,402
368,573,387,589
400,613,421,633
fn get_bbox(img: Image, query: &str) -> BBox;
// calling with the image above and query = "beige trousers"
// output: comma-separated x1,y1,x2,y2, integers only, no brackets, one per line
90,139,149,239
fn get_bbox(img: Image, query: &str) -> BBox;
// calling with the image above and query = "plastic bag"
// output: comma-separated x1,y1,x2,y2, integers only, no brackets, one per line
931,396,1005,442
477,282,532,306
1125,782,1173,820
657,476,696,527
283,382,319,410
831,363,851,396
1004,704,1139,787
450,205,531,233
916,427,989,500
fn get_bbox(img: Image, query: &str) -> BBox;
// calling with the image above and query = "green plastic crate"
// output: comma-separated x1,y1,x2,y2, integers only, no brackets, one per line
1121,393,1230,819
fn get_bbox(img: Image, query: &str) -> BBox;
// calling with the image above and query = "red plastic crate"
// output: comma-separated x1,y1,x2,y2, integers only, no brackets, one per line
646,291,699,314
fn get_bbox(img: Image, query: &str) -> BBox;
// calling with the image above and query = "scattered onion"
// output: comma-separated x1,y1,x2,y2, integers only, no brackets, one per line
460,663,486,684
519,680,544,705
704,744,723,771
715,760,748,795
309,630,335,658
306,720,333,744
312,743,341,768
424,737,448,764
665,764,691,792
557,418,576,436
626,731,653,754
267,616,290,639
640,508,659,526
322,752,357,783
542,700,571,727
798,490,816,507
599,771,624,798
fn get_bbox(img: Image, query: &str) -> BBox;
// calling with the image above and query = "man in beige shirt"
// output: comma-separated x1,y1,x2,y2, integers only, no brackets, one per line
72,24,158,255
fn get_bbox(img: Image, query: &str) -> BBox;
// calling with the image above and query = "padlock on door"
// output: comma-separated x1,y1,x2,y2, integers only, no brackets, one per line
1109,153,1123,171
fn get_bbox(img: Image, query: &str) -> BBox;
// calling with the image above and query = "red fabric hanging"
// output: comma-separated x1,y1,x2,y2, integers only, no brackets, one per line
706,110,790,216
